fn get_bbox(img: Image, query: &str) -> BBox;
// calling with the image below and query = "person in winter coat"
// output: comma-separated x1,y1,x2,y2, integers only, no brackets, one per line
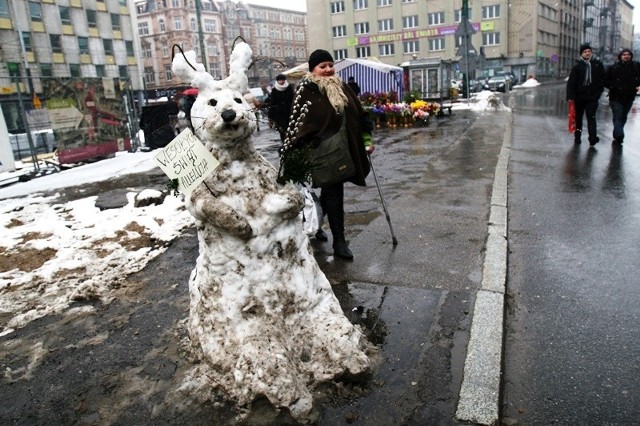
566,43,606,146
279,49,374,260
264,74,295,142
604,48,640,144
347,76,361,96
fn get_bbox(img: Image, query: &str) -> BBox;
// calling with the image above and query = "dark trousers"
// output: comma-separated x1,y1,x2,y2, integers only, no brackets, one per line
574,99,599,142
319,182,345,244
610,99,634,141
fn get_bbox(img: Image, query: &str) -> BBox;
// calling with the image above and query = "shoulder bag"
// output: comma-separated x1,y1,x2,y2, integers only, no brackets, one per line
311,117,355,187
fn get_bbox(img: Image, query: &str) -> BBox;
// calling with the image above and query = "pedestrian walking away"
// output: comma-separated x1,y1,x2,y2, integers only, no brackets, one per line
604,48,640,145
278,49,374,260
263,73,295,142
347,76,361,97
566,43,606,146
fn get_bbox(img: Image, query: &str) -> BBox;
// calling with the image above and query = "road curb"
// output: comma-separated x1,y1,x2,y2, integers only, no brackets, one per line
456,111,512,425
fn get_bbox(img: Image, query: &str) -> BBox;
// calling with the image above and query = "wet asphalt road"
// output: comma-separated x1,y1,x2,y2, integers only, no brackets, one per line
0,109,509,425
503,83,640,423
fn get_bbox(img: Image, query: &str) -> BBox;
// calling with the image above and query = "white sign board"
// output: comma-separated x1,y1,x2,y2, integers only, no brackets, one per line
154,128,219,195
0,104,15,172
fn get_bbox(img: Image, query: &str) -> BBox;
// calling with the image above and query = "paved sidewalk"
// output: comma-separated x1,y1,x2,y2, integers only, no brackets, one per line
0,109,512,425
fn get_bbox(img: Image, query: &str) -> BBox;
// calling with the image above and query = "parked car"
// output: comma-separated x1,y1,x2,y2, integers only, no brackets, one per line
483,76,511,92
496,70,518,85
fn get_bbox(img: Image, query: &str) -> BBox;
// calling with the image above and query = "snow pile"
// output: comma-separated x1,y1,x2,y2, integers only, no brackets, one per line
0,190,193,336
174,42,373,421
515,78,541,88
471,90,511,111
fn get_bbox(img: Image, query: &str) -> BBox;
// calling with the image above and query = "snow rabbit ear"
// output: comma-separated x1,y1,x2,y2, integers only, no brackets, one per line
226,41,253,93
171,48,220,96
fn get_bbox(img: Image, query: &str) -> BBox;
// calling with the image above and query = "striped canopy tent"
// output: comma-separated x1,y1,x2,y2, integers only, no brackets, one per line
282,58,404,99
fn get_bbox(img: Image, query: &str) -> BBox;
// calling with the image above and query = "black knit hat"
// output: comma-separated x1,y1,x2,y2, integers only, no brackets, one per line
618,48,633,60
276,74,286,81
579,43,592,54
308,49,334,71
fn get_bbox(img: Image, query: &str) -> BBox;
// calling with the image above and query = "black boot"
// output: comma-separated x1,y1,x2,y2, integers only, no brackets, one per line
314,228,328,241
321,183,354,260
332,236,353,260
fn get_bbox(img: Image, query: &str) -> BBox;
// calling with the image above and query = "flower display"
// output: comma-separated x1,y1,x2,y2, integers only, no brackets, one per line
360,91,440,128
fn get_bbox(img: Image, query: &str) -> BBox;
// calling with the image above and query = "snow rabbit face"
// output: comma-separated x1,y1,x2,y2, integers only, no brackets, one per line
171,42,257,145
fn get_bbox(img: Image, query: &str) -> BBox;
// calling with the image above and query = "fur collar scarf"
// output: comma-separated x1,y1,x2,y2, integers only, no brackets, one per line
305,73,348,114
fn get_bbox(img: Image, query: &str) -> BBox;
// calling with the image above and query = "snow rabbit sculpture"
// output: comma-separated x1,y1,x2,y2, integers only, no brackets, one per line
171,42,373,421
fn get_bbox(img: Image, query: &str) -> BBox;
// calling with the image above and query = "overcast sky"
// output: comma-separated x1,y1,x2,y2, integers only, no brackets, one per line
239,0,306,12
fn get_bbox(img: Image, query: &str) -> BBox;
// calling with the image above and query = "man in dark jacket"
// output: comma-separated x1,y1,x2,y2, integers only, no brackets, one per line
264,74,295,142
604,48,640,144
566,43,606,146
347,76,361,96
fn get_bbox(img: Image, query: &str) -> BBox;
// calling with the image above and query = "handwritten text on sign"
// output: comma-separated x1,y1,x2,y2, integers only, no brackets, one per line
154,128,220,195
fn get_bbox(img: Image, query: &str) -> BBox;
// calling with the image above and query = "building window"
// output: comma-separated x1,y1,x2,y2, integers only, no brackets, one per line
403,40,419,53
332,25,346,37
429,37,445,51
173,16,182,30
334,48,348,60
161,40,169,57
138,22,149,35
206,40,218,55
22,33,32,51
354,22,369,35
126,40,134,56
86,9,97,28
78,36,89,54
142,43,152,58
355,46,370,58
331,1,345,13
0,0,9,19
50,34,62,53
428,12,444,26
190,17,196,31
401,0,415,2
28,1,42,22
111,14,120,31
165,65,172,81
379,43,394,56
172,0,180,7
103,39,113,55
40,63,53,77
482,5,500,19
144,66,155,84
455,8,472,22
119,65,128,79
96,64,105,77
159,18,165,32
402,15,418,28
209,63,220,79
204,19,215,32
377,0,391,6
482,31,500,45
59,6,71,25
378,18,393,32
353,0,368,10
70,64,81,77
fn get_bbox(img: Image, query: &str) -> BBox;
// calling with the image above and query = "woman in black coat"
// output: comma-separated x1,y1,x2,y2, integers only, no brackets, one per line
264,74,294,142
279,50,374,260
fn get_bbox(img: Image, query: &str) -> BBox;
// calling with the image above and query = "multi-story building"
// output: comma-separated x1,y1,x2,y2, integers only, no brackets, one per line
307,0,634,82
0,0,143,132
135,0,225,99
242,2,307,87
136,0,307,96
